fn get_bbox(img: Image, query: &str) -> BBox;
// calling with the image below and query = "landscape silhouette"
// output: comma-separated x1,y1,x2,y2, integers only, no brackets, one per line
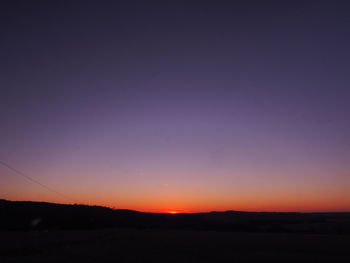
1,199,350,262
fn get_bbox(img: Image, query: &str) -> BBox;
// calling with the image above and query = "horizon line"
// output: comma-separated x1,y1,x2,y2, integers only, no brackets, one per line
2,198,350,214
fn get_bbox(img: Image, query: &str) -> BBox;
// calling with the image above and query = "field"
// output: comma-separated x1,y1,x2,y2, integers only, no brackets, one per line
1,228,349,262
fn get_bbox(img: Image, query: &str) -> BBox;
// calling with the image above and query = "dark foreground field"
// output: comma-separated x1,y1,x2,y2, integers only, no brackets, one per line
1,199,350,262
1,228,350,262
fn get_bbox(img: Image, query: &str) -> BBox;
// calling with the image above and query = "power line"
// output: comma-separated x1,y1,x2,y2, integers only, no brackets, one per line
0,160,74,203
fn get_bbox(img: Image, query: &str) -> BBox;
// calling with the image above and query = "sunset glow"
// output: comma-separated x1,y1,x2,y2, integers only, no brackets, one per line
168,211,179,214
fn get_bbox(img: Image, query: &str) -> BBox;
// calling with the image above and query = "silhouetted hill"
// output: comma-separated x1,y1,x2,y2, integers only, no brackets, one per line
1,199,350,234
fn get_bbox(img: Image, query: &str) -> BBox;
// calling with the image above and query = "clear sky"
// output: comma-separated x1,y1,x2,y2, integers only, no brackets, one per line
1,0,349,213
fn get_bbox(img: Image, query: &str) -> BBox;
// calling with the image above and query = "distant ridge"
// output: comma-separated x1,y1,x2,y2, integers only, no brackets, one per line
1,199,350,234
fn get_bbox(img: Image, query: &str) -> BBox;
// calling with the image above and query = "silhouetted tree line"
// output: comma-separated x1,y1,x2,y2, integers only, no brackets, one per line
1,199,349,234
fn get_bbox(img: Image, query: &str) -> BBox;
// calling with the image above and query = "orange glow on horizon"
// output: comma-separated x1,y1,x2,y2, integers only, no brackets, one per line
168,211,179,214
2,194,350,213
2,183,350,213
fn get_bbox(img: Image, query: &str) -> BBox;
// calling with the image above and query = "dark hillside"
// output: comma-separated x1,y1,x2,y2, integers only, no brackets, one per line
1,199,350,234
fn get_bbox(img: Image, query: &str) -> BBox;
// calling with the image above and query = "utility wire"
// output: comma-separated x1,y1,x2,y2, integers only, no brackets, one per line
0,160,74,203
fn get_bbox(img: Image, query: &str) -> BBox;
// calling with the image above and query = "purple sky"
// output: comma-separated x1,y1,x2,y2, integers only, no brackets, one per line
1,1,349,212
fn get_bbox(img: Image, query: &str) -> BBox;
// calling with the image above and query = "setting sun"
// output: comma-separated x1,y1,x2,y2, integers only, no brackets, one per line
168,211,178,214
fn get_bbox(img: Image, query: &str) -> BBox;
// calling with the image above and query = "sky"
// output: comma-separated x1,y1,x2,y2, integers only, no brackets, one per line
1,0,350,213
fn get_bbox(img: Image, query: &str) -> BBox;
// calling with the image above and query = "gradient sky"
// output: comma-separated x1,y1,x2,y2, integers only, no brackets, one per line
1,0,350,213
